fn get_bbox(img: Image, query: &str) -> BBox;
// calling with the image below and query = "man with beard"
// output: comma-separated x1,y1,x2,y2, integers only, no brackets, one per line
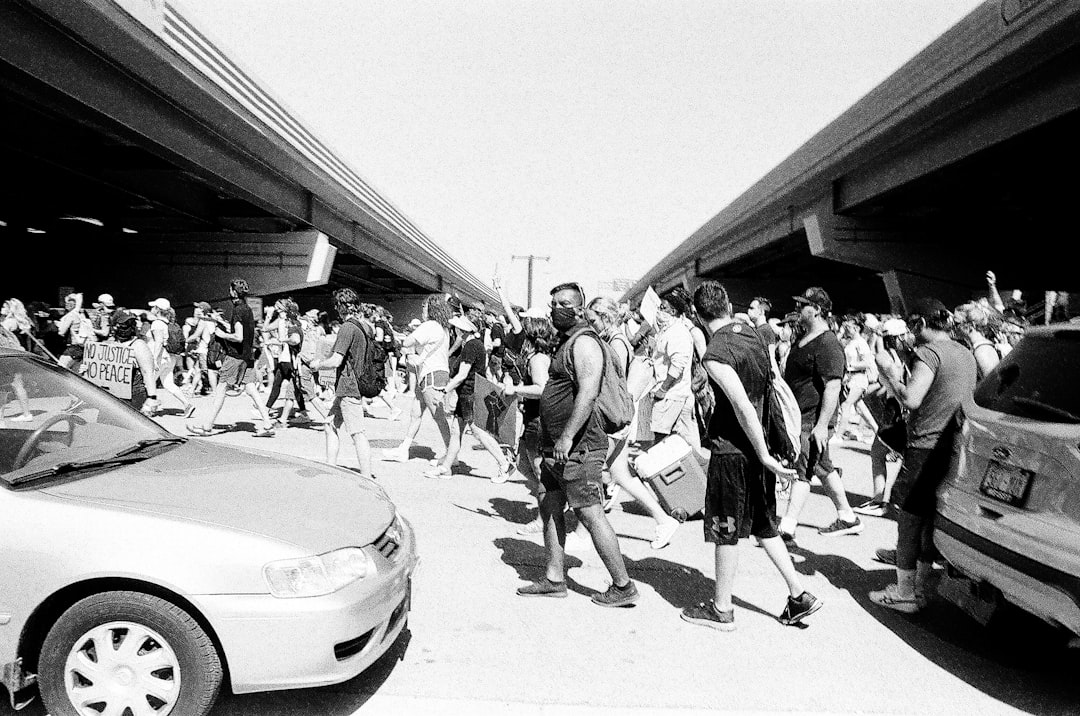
777,287,862,545
516,282,638,607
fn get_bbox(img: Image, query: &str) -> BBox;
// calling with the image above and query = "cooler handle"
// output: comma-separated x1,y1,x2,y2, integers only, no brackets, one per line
658,463,684,485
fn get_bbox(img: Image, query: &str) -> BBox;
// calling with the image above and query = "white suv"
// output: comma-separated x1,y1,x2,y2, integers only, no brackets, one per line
935,325,1080,636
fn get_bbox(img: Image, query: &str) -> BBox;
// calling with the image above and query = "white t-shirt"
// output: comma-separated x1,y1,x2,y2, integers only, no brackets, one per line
651,320,694,400
844,335,877,382
409,320,449,377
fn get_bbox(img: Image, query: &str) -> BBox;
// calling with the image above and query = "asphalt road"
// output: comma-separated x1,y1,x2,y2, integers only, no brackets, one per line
6,388,1079,716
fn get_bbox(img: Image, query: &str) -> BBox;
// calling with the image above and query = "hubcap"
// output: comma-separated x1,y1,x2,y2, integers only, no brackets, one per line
64,621,182,716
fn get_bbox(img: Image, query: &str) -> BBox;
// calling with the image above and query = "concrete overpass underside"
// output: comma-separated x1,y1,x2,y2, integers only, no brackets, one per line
628,1,1080,319
0,0,497,318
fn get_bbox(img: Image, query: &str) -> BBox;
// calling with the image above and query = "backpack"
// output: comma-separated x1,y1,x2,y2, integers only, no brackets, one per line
565,327,633,436
206,335,226,369
286,318,303,348
165,321,185,355
749,328,801,467
350,319,388,398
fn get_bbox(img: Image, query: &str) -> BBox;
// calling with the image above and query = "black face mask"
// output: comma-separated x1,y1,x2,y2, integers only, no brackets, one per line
550,305,578,331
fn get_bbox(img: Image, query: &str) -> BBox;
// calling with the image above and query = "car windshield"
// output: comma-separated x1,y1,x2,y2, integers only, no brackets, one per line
0,353,174,485
974,331,1080,424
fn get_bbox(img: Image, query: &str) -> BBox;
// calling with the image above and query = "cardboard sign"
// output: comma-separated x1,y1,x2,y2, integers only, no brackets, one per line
83,342,133,399
316,334,337,387
471,374,519,448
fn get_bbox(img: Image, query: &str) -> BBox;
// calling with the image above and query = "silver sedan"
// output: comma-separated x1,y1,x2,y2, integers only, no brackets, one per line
0,349,417,715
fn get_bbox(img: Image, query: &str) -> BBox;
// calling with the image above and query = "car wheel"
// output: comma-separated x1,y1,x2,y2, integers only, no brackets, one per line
38,590,222,716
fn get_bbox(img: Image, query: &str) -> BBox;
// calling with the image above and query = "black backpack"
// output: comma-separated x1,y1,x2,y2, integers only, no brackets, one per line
350,319,388,398
165,321,185,355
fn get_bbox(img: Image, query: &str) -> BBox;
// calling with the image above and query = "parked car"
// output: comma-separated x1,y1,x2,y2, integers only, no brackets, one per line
935,324,1080,636
0,349,417,715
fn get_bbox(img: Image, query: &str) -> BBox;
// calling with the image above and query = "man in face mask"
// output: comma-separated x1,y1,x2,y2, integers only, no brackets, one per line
516,282,638,608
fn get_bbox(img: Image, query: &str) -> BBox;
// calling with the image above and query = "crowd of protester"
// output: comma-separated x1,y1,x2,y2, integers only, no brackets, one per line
0,267,1059,627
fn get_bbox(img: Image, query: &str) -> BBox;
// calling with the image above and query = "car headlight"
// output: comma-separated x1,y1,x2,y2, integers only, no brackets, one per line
263,547,377,598
385,513,405,545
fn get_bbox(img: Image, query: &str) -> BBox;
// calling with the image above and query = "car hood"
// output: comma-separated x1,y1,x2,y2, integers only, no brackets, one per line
42,440,395,554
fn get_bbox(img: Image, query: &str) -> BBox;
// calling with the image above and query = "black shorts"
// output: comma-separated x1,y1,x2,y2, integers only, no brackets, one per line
795,418,835,483
455,390,474,422
704,451,779,545
891,435,955,517
540,448,606,509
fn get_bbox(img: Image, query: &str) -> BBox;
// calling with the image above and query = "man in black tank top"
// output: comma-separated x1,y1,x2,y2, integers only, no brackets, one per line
516,282,638,608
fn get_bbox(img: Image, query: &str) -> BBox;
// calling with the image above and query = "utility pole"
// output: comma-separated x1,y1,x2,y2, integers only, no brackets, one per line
512,254,550,308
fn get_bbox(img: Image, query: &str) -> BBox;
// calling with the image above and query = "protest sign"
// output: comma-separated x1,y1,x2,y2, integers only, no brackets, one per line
640,286,661,328
472,374,519,448
83,341,133,399
316,334,337,387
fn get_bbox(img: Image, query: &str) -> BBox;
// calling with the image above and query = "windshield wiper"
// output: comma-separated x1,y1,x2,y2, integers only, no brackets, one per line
10,437,186,485
112,437,187,458
1011,397,1080,423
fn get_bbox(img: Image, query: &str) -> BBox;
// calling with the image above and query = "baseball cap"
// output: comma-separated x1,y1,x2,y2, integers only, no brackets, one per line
408,318,422,329
907,297,950,320
94,293,115,309
148,298,171,311
863,313,881,331
881,318,908,337
779,311,800,325
449,315,477,333
194,301,212,313
304,309,321,321
792,287,832,313
111,309,138,327
465,300,485,313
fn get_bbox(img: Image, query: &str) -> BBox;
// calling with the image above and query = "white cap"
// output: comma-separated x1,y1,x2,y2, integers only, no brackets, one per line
881,318,907,337
148,298,171,312
95,293,115,308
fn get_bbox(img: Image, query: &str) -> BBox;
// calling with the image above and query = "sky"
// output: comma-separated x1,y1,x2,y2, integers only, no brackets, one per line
177,0,985,307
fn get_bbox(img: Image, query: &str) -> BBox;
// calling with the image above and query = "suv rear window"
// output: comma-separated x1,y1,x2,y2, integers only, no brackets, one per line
974,331,1080,423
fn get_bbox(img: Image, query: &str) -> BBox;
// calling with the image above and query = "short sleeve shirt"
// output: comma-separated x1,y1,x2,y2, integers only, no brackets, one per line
784,330,846,423
226,301,256,362
703,321,769,455
332,320,368,399
451,336,486,398
907,339,977,449
410,320,449,377
652,321,694,400
490,322,506,357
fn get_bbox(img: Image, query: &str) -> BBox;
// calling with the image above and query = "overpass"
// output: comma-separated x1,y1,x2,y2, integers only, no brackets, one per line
625,0,1080,318
0,0,499,317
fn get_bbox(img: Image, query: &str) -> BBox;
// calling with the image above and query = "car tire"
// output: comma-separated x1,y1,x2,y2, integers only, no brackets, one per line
38,590,223,716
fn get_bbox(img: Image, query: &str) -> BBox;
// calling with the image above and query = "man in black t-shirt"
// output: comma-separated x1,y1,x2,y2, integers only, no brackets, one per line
776,287,862,543
188,278,275,437
680,281,820,631
425,315,514,482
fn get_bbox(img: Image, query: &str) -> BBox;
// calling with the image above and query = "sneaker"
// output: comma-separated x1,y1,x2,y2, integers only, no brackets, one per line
869,583,920,613
853,500,887,517
186,424,212,437
780,531,798,550
516,518,544,535
591,581,639,608
651,518,680,550
874,548,897,566
778,591,822,626
516,577,567,598
10,413,34,422
253,427,275,438
602,484,621,512
182,404,196,420
492,461,514,485
681,601,735,631
818,517,863,536
382,446,410,462
424,465,452,480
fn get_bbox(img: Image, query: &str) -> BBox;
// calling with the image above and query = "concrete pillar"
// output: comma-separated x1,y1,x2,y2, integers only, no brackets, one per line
881,269,976,315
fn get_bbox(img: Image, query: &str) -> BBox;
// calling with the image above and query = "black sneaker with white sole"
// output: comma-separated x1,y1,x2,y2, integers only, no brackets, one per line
818,517,863,536
779,591,822,626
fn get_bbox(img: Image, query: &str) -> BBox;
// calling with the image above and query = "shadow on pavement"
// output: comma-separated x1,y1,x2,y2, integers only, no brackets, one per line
796,549,1080,715
493,537,589,595
213,627,413,716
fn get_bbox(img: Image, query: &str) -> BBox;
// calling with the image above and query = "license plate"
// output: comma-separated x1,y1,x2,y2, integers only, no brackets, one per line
979,460,1034,506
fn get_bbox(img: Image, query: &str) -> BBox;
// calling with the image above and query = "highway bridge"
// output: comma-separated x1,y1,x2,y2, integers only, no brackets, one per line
0,0,499,317
625,0,1080,319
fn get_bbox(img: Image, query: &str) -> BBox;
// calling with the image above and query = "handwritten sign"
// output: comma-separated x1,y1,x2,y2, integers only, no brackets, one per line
83,342,133,399
640,286,661,328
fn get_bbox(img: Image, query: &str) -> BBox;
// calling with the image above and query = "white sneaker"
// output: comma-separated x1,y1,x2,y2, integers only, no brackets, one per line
651,518,680,550
424,465,452,480
869,584,920,613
